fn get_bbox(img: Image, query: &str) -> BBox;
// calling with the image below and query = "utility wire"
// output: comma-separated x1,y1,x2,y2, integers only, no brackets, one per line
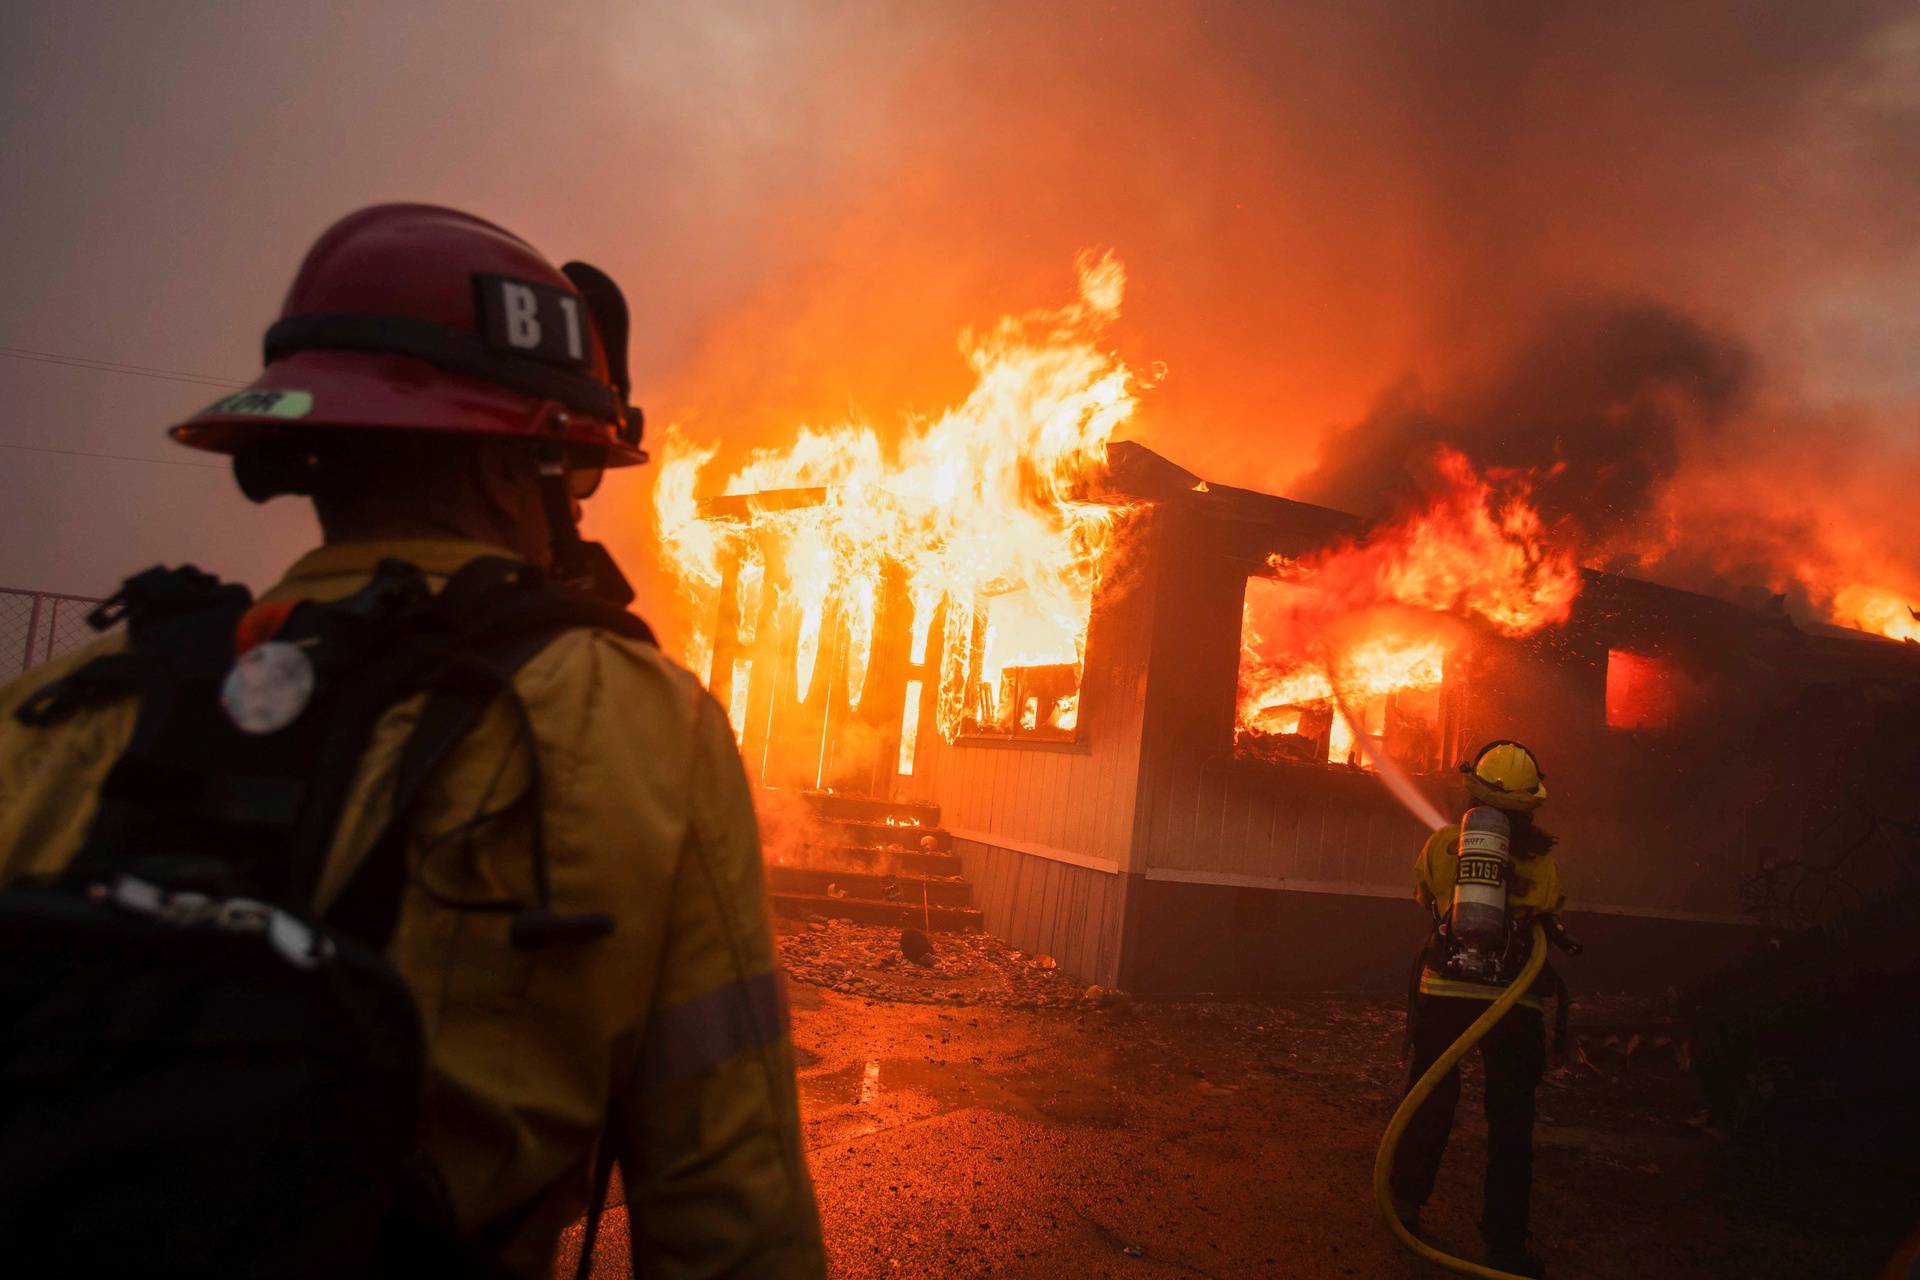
0,440,226,470
0,343,243,471
0,343,246,380
0,345,248,390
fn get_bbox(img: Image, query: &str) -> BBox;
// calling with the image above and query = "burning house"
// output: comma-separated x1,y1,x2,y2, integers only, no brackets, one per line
656,260,1920,997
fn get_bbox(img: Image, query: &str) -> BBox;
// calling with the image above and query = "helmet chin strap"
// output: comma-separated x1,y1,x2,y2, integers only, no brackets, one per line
536,447,634,606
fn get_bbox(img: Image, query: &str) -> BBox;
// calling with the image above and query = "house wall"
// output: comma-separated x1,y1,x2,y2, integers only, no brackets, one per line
1125,501,1449,886
1118,878,1763,997
831,472,1901,996
952,835,1128,987
1112,499,1794,994
909,510,1162,980
1455,635,1723,917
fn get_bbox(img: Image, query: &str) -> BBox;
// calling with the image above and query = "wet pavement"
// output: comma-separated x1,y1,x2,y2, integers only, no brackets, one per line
565,923,1912,1278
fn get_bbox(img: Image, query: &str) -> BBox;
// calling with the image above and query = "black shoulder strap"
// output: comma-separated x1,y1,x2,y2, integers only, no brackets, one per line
14,565,249,729
321,563,654,952
43,568,263,882
574,1125,620,1280
437,555,655,649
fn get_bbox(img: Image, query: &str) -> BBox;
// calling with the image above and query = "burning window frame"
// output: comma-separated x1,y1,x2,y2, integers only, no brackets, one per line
948,580,1093,747
1233,570,1468,774
681,491,1106,790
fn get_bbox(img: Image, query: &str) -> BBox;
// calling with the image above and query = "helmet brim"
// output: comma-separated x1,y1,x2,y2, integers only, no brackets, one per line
1466,774,1547,812
168,349,647,467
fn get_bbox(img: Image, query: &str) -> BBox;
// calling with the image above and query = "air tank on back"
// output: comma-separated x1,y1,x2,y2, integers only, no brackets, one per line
1448,806,1512,981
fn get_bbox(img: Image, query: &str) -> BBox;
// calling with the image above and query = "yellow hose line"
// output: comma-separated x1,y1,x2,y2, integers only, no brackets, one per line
1373,922,1548,1280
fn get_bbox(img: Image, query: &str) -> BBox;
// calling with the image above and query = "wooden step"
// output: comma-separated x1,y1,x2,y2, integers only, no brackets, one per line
766,865,973,908
813,818,951,851
800,790,942,828
771,890,982,932
797,843,961,877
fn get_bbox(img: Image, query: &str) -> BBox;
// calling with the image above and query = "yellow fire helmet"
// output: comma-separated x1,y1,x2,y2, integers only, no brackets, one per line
1461,739,1547,812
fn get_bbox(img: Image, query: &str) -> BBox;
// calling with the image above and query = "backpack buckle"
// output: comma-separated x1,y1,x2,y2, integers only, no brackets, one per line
88,565,237,632
92,874,335,969
14,654,140,726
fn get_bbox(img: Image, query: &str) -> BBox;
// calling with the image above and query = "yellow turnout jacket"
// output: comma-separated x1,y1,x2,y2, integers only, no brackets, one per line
0,540,825,1279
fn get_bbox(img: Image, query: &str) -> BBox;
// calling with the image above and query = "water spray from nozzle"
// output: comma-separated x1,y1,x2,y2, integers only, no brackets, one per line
1321,647,1448,834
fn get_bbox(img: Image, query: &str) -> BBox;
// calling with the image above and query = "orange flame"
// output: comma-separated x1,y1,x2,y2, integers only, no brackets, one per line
1302,448,1581,635
656,253,1139,743
1237,450,1580,764
1829,582,1920,643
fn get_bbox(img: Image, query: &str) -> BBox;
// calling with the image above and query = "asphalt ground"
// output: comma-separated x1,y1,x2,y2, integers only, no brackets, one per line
557,930,1912,1278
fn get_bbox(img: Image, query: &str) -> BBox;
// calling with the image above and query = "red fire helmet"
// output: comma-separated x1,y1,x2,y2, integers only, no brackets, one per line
169,203,647,467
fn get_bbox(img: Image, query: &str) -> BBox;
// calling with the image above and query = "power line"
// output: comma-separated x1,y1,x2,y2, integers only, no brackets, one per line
0,343,243,470
0,440,226,470
0,343,248,382
0,345,248,391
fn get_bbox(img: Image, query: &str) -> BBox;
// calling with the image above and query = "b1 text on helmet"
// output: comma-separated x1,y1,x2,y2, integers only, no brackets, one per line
475,273,592,370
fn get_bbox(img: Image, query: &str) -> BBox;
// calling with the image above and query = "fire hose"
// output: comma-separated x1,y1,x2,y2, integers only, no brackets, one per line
1372,920,1548,1280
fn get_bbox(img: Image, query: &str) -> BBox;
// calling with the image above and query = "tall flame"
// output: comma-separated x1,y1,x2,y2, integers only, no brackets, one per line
656,253,1139,742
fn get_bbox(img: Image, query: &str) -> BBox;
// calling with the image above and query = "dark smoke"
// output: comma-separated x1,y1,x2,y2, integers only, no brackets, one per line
1296,297,1755,554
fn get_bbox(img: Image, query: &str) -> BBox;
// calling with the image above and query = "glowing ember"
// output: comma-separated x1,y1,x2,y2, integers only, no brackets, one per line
657,253,1140,753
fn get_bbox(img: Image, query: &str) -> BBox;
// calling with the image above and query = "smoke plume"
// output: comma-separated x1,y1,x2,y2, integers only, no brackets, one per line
614,1,1920,641
1296,298,1754,549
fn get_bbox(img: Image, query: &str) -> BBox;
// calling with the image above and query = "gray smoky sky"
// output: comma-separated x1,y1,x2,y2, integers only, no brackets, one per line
3,2,1917,636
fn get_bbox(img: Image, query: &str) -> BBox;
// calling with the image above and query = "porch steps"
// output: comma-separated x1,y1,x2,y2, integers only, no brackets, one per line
770,891,983,932
797,842,962,877
767,865,974,908
812,817,951,851
769,792,981,932
800,791,942,827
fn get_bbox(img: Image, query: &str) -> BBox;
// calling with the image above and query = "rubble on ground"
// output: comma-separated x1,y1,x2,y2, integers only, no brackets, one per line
777,917,1105,1009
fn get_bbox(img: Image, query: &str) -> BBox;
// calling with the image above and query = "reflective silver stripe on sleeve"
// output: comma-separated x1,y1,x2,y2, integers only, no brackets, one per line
639,970,788,1089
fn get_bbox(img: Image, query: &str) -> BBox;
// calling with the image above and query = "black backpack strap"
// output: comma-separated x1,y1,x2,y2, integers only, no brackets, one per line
321,565,653,953
53,569,262,882
437,554,655,649
574,1124,620,1280
14,652,144,726
87,565,236,631
322,641,549,950
13,565,248,729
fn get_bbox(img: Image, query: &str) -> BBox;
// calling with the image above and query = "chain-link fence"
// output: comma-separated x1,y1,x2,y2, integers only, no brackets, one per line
1,587,112,683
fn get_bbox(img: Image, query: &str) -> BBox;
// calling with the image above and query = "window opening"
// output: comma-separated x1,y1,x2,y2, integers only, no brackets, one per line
1605,649,1678,730
1237,574,1453,771
956,580,1088,741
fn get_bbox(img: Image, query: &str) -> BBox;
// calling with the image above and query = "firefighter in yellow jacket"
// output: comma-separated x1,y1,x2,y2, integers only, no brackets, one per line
1390,741,1580,1280
0,206,825,1278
